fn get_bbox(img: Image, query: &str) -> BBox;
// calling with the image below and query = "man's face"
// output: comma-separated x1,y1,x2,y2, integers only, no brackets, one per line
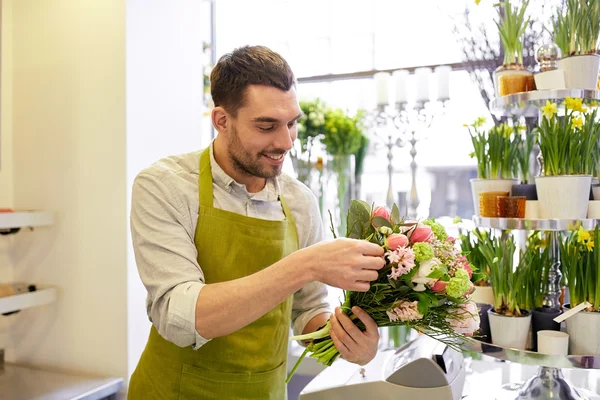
226,85,301,179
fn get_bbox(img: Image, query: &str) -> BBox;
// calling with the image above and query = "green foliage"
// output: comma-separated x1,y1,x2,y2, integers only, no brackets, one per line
322,108,365,156
465,118,519,179
554,0,600,55
495,0,530,65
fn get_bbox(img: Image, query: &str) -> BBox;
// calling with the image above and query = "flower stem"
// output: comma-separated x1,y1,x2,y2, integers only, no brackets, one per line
285,346,310,384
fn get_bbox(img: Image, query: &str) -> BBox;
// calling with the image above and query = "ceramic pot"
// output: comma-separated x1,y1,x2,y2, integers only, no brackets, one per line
511,183,537,200
488,309,532,350
535,175,592,219
557,54,600,90
565,305,600,355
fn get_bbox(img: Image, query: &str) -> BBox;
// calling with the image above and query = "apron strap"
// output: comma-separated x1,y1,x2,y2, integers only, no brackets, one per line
279,194,299,248
199,147,214,209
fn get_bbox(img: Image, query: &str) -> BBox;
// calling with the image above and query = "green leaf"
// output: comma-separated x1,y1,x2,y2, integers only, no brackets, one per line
427,266,449,280
347,200,371,239
372,216,392,229
391,203,401,225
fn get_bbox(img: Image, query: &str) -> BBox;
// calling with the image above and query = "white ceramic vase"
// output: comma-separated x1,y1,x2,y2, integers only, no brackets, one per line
488,309,532,350
470,178,518,217
535,175,592,219
470,286,494,305
565,308,600,355
557,54,600,90
592,185,600,201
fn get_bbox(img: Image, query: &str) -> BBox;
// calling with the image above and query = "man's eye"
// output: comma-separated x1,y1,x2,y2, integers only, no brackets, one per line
288,120,298,128
259,125,275,132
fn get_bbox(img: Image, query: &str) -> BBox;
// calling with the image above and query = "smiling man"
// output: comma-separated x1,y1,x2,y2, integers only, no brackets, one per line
128,46,384,400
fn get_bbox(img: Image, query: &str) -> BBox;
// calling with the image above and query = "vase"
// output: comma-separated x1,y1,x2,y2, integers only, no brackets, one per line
565,305,600,355
531,307,562,352
493,64,534,97
326,154,355,236
488,309,532,350
470,178,518,216
557,54,600,90
535,175,592,219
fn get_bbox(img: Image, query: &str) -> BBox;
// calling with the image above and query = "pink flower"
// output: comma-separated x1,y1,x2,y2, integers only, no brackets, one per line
387,247,416,279
410,225,433,243
431,280,448,293
372,206,390,221
466,282,475,295
386,233,409,250
463,264,473,279
447,236,456,244
447,301,480,336
387,300,423,323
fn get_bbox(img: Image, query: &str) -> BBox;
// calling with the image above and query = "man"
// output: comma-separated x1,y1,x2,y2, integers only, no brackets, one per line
128,45,384,400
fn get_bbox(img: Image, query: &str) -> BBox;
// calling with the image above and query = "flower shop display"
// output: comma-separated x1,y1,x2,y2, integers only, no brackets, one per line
511,124,538,200
560,226,600,355
285,201,480,382
554,0,600,90
293,99,328,188
535,98,600,218
466,118,519,216
493,0,534,96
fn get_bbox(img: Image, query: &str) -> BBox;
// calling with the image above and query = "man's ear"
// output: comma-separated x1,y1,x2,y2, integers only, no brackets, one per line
212,107,229,135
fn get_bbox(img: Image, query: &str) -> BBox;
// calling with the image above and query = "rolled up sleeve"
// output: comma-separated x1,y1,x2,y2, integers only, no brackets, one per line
291,191,332,335
131,172,210,349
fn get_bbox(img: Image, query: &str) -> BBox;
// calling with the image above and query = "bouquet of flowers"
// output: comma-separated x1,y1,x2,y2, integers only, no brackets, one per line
286,201,480,382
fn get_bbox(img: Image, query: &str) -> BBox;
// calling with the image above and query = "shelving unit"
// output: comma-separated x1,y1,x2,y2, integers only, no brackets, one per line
489,89,600,117
0,286,57,314
0,363,124,400
0,211,54,230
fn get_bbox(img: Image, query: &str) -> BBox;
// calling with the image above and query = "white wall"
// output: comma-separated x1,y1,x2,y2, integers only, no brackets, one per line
8,0,128,378
126,0,207,377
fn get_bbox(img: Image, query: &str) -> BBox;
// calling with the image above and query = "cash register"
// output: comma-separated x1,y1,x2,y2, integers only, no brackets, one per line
299,334,466,400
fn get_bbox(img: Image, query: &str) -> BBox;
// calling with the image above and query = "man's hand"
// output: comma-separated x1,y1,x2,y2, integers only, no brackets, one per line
330,306,379,366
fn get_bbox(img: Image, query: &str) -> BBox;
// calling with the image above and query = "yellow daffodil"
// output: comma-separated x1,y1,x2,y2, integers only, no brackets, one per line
517,124,527,131
475,0,481,4
463,123,469,128
587,240,595,252
589,100,598,108
577,226,591,244
565,97,586,113
571,116,584,130
541,100,558,119
473,116,486,128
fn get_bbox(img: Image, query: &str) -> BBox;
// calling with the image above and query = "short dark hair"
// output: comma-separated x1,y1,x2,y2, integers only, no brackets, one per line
210,45,296,116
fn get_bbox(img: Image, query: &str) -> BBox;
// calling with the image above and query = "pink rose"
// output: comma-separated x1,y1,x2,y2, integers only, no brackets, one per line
463,264,473,279
466,282,475,295
385,233,409,250
372,206,390,221
410,225,433,243
447,236,456,243
431,280,448,293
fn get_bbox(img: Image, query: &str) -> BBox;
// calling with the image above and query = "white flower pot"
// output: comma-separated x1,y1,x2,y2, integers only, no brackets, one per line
565,308,600,355
588,201,600,219
534,69,566,90
469,286,494,305
488,309,532,350
535,175,592,219
470,178,518,217
557,54,600,90
592,184,600,201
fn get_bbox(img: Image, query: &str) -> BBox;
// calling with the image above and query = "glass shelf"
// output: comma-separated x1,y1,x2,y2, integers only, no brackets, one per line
489,89,600,118
464,338,600,370
472,216,599,231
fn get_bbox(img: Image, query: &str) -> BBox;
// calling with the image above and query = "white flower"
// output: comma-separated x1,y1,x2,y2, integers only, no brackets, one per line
411,257,442,292
379,226,393,235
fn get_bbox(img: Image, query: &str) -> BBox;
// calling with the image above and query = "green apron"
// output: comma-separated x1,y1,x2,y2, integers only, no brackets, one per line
129,147,298,400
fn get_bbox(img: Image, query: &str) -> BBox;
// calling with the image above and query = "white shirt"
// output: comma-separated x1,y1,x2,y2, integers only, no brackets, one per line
130,143,331,349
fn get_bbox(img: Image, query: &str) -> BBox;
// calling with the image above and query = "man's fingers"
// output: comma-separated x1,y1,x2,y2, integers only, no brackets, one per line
359,241,385,257
352,306,379,338
335,308,362,341
360,255,385,270
330,316,351,357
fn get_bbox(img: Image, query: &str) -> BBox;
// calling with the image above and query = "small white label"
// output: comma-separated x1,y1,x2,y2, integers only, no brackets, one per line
553,302,592,323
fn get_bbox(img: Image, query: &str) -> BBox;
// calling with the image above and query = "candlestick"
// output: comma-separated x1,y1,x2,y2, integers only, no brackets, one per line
415,67,431,103
392,70,409,104
434,66,451,101
374,72,390,106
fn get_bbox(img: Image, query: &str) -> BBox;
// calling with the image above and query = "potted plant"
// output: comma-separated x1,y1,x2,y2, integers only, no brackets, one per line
466,118,519,216
535,98,600,218
554,0,600,90
493,0,534,96
293,99,327,187
561,226,600,355
511,124,538,200
474,230,532,350
321,107,367,235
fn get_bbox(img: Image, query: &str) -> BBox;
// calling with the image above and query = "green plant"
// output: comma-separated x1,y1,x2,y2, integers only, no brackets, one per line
297,99,327,158
553,0,600,56
518,232,547,311
457,227,489,285
465,118,518,179
514,125,537,184
561,226,600,311
495,0,530,65
537,98,600,176
473,230,525,316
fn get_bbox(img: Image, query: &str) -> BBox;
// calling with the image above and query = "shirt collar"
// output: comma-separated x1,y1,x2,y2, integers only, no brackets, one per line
209,141,281,202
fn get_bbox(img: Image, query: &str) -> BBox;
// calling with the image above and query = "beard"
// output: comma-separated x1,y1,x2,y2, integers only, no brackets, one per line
227,126,285,179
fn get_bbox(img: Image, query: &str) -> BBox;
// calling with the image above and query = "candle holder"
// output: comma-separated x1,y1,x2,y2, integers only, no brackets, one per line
367,99,449,218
